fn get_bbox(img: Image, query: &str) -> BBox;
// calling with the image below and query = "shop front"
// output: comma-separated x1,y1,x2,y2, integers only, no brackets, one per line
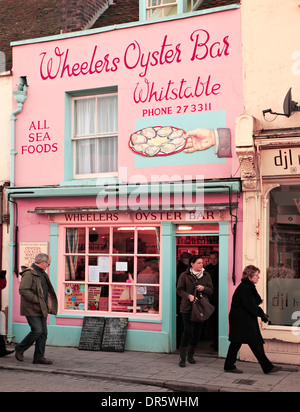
236,117,300,364
8,183,241,355
8,8,243,354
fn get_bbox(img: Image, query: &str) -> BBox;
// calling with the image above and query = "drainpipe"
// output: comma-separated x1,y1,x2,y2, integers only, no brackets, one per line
7,76,28,342
10,76,28,187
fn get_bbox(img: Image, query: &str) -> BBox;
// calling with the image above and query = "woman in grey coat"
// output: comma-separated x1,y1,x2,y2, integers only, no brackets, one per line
224,265,281,374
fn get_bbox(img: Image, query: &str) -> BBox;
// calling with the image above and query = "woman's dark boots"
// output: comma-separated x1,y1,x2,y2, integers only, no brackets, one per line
187,345,196,364
0,334,14,357
179,346,187,367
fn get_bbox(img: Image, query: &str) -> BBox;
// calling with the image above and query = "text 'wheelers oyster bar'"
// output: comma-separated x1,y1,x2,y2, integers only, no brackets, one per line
8,8,243,356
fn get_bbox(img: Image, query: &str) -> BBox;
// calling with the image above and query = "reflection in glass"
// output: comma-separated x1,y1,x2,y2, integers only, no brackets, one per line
137,227,160,254
113,227,134,253
268,185,300,327
65,257,85,281
112,256,133,282
88,284,109,311
89,227,109,254
112,284,133,313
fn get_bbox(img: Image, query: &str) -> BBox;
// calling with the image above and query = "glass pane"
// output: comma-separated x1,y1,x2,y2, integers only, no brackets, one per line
97,95,118,134
112,256,134,282
64,283,85,310
88,284,109,311
138,227,160,254
88,256,110,282
148,0,161,6
88,227,109,253
137,285,159,312
268,185,300,326
65,256,85,281
66,228,86,253
74,98,95,136
137,257,160,284
112,284,133,312
98,136,118,173
164,5,177,15
113,227,134,254
76,139,97,174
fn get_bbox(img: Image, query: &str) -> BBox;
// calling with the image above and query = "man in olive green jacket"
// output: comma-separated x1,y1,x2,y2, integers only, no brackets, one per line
15,253,58,364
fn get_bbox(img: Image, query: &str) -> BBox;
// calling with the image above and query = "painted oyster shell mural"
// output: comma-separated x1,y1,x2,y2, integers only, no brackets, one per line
129,126,186,157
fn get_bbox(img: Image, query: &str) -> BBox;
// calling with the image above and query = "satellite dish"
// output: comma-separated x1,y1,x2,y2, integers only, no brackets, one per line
283,88,300,117
263,88,300,117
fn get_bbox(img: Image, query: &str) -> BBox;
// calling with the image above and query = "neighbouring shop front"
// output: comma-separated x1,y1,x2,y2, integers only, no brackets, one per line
8,8,244,355
236,119,300,364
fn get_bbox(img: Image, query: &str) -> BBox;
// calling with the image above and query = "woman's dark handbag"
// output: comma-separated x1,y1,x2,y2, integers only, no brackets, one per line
190,292,215,323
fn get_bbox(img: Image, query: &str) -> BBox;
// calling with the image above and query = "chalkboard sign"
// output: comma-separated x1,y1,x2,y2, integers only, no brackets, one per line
101,317,128,352
78,316,105,351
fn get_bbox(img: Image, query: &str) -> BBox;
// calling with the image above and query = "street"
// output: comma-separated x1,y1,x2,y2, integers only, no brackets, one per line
0,368,174,392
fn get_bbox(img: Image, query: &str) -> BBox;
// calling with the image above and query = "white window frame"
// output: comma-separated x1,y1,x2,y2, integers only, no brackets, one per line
72,92,118,180
60,224,162,319
142,0,201,20
146,0,178,19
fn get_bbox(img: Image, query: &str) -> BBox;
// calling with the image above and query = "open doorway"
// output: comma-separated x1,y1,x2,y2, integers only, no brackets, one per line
176,233,219,356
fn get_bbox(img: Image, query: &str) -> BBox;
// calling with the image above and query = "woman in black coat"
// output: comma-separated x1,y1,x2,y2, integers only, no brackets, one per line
224,265,281,374
177,255,213,367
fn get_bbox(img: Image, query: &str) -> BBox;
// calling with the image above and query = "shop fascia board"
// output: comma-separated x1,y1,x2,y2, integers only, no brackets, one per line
6,180,241,199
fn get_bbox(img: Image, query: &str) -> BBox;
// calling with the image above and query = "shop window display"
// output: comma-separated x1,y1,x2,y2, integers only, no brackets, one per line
268,185,300,327
63,226,160,315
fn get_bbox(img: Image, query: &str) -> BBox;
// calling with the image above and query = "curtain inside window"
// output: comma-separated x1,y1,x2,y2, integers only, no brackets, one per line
74,98,95,136
65,228,79,281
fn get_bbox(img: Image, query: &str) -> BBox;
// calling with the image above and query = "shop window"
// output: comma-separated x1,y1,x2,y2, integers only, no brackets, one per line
63,226,161,315
268,185,300,328
72,92,118,178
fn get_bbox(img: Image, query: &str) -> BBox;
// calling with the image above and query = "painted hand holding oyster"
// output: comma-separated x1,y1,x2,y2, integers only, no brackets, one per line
129,126,187,157
129,126,216,157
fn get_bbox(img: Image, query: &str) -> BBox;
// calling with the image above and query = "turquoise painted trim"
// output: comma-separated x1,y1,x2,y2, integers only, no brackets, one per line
49,223,59,327
161,222,176,352
12,322,170,351
11,4,240,47
64,86,118,183
7,180,241,199
7,200,15,342
64,93,72,182
218,221,230,358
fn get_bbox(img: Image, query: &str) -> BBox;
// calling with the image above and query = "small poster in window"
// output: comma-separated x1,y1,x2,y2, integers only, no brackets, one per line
116,261,128,272
98,257,110,273
19,241,48,273
89,266,100,282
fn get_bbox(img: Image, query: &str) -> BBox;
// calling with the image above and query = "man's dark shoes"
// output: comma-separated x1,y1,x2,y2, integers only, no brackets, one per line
15,348,24,362
33,357,53,365
225,368,243,374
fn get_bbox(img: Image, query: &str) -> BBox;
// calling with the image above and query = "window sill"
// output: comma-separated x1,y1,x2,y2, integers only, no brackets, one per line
60,177,119,187
56,313,162,323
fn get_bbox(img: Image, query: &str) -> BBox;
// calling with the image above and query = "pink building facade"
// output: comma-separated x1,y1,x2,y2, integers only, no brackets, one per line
8,6,243,354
